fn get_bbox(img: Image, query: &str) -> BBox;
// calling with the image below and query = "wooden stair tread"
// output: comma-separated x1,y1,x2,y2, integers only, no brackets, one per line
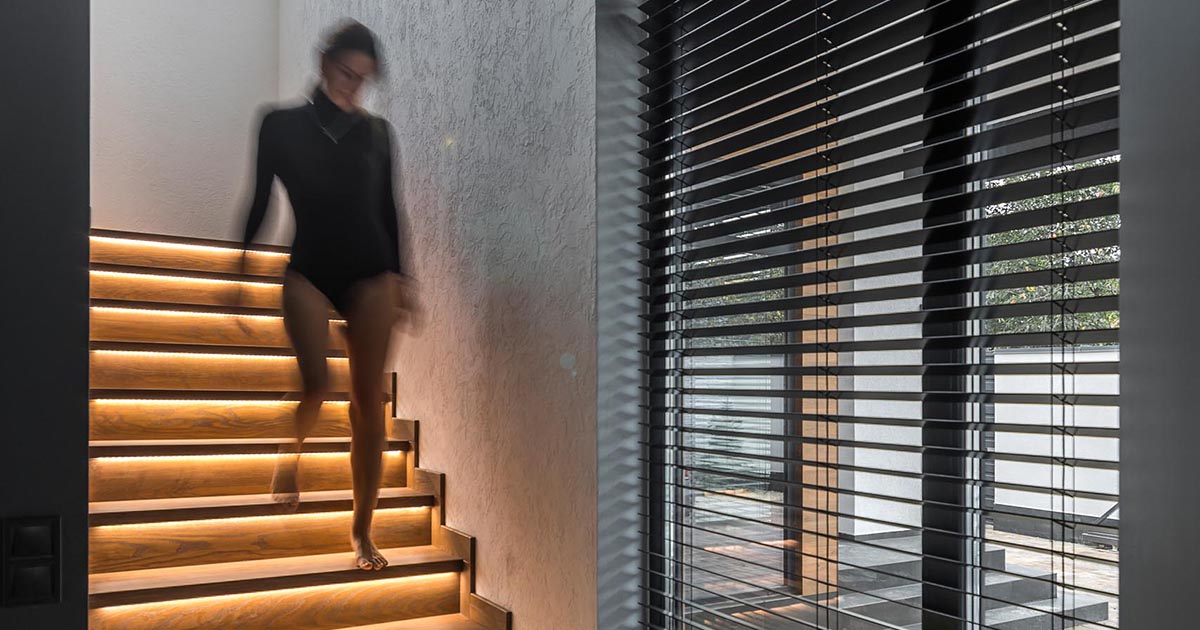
91,487,431,514
90,230,290,278
91,298,289,317
90,389,361,401
89,544,462,604
88,350,372,394
92,261,284,284
353,614,487,630
90,544,458,592
89,437,410,457
89,487,433,525
91,347,340,359
90,340,349,358
91,228,290,253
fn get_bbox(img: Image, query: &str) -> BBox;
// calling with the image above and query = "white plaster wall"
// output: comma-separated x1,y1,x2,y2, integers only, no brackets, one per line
278,4,598,629
91,0,290,244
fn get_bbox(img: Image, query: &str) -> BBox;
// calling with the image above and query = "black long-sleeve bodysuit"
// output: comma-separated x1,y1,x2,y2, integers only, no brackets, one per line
241,85,411,314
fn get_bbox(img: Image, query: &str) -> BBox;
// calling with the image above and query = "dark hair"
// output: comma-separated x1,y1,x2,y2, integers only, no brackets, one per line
320,19,385,79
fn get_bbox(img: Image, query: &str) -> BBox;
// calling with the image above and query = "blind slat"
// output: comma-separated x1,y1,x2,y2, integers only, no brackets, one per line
639,0,1120,627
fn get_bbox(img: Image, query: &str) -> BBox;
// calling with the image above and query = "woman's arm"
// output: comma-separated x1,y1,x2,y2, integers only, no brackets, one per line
241,106,277,249
379,118,413,277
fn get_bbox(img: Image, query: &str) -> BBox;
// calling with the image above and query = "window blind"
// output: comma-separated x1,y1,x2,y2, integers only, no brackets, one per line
638,1,1120,629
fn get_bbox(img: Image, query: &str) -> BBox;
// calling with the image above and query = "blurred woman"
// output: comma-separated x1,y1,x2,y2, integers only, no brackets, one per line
238,19,420,571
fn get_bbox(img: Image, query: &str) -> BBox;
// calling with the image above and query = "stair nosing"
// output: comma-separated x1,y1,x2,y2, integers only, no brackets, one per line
89,437,410,458
90,298,290,318
89,487,434,525
88,544,462,608
91,261,284,285
89,390,367,401
89,340,349,358
90,228,292,254
349,614,487,630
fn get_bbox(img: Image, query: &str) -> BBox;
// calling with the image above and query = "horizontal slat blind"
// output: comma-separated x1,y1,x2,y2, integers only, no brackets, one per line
639,1,1119,629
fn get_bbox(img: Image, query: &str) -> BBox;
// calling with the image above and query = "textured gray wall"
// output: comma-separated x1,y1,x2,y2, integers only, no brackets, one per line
0,1,90,627
91,0,286,244
1120,1,1200,627
279,4,598,629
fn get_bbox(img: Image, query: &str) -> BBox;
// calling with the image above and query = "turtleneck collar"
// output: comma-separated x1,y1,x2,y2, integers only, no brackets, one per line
310,84,358,127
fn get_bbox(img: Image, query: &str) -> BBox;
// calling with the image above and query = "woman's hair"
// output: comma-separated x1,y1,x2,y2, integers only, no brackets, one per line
319,19,385,79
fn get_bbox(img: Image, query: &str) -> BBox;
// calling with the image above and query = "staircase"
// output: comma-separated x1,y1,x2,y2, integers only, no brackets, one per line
86,229,510,630
690,526,1110,629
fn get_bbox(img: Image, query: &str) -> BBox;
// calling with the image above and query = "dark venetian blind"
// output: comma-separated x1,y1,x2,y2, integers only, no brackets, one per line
638,1,1121,628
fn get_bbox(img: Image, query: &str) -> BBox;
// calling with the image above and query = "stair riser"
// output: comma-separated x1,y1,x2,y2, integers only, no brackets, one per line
91,308,346,350
91,271,282,309
90,400,353,440
91,508,432,573
90,236,289,277
89,571,461,630
90,352,351,392
90,452,407,501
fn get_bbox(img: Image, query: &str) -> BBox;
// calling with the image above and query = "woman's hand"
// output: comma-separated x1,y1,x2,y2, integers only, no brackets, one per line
390,273,426,334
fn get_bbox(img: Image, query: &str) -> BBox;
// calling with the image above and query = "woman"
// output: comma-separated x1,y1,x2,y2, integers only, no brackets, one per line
238,19,420,572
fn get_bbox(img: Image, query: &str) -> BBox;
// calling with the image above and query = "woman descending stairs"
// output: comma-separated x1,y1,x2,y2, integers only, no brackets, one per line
86,229,510,630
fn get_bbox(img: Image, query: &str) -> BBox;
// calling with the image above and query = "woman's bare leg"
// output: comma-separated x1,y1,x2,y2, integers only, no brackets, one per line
275,270,331,511
342,273,396,570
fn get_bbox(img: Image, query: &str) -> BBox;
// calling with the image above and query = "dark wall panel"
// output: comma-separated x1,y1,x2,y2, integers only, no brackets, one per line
0,1,90,628
1120,1,1200,627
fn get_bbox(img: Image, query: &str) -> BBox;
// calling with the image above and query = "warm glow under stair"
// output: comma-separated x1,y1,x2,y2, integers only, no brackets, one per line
87,229,510,630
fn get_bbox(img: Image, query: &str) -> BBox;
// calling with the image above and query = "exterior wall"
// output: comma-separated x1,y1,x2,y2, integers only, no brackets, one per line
90,0,287,244
992,347,1119,522
277,4,599,629
842,160,925,540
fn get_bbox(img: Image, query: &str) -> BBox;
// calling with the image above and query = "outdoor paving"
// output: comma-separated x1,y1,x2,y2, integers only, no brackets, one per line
681,495,1119,628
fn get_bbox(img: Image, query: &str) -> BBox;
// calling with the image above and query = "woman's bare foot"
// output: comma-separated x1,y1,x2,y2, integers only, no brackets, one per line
271,446,300,513
350,530,388,571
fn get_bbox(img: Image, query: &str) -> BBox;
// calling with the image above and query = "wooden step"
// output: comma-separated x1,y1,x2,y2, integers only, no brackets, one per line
90,487,435,525
92,339,349,357
354,614,489,629
89,399,353,441
90,232,290,277
88,544,462,607
92,297,286,317
90,502,433,573
90,305,347,350
90,571,461,630
89,437,409,458
89,390,365,400
89,450,407,501
91,268,282,309
89,350,351,392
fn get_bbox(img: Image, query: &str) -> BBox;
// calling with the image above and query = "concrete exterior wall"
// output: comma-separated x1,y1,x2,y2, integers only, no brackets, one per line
90,0,287,244
277,5,599,629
